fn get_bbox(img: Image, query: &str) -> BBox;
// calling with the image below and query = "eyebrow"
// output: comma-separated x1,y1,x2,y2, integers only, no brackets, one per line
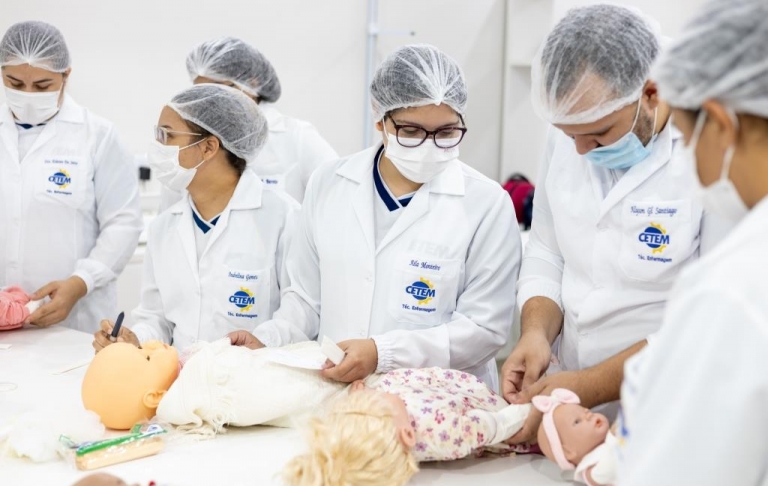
33,79,54,84
392,118,462,129
5,74,22,82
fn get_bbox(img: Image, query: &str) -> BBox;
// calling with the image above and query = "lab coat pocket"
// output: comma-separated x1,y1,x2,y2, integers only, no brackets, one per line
619,200,694,282
34,156,86,208
218,266,271,327
389,255,460,327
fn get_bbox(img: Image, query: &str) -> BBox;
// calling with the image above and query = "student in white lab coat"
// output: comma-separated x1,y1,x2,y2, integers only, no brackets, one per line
0,21,142,332
159,37,338,208
619,1,768,483
229,45,522,390
92,84,297,352
500,5,726,442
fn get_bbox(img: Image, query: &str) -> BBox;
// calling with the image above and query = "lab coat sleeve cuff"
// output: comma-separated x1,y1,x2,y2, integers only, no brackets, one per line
131,323,157,345
371,334,395,373
516,279,563,313
70,270,95,296
252,324,280,348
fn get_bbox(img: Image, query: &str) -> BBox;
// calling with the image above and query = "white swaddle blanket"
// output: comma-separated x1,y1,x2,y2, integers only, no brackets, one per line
156,339,346,437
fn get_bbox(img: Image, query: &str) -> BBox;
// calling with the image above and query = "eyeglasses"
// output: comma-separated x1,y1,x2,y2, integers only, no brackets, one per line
154,126,202,145
386,115,467,149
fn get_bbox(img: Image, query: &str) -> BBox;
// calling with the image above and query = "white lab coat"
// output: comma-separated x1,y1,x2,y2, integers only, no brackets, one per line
252,145,522,389
517,121,724,377
132,170,298,350
159,104,338,209
618,197,768,486
0,96,142,332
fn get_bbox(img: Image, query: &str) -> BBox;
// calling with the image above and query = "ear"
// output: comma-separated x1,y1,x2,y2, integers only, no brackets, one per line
143,390,166,409
375,119,384,133
642,80,660,110
200,136,221,161
562,443,579,465
398,425,416,449
702,100,739,151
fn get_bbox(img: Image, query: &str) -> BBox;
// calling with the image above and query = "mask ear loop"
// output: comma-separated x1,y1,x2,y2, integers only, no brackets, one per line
720,111,740,180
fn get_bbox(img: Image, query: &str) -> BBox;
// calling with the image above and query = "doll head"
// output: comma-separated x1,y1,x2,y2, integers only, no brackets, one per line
533,388,609,469
283,383,419,486
82,341,179,430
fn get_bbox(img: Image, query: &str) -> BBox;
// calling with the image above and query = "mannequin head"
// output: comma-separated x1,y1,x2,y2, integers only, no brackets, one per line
82,341,178,430
534,389,609,468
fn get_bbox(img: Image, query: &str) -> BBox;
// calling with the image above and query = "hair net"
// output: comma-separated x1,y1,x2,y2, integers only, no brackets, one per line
531,4,661,125
0,21,70,73
168,84,268,163
653,0,768,118
370,44,467,121
186,37,281,103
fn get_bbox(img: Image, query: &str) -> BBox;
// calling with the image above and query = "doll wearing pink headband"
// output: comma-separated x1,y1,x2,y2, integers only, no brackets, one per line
533,389,618,486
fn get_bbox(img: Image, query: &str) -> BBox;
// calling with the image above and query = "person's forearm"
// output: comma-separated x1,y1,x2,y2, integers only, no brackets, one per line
520,297,564,345
575,340,647,408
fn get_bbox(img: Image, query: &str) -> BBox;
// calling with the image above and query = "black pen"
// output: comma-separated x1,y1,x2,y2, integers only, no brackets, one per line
109,312,125,342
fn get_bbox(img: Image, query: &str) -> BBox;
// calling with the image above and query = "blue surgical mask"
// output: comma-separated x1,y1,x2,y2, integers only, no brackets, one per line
584,99,658,170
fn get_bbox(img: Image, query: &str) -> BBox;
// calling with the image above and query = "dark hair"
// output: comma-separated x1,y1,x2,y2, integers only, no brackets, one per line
184,120,247,176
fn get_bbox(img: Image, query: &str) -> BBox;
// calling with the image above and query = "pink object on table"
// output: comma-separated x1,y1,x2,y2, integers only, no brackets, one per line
0,286,32,330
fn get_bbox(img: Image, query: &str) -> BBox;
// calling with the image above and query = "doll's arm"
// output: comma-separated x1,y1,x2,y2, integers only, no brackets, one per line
470,404,531,446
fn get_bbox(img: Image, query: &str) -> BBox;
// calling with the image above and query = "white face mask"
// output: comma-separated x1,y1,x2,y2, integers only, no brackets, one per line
4,87,61,126
384,132,460,184
147,139,207,192
686,111,748,222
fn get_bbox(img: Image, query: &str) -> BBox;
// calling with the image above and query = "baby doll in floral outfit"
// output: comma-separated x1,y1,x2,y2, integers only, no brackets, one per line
284,367,532,486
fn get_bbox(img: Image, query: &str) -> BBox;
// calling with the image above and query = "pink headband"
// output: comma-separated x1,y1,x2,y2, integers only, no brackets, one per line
532,388,580,471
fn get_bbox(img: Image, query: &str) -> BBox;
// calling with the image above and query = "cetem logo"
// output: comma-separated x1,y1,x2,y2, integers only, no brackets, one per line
48,169,71,189
405,278,435,305
638,222,669,254
229,287,255,312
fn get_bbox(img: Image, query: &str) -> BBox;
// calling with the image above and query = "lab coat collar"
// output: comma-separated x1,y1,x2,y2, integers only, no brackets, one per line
172,170,264,267
259,103,287,133
170,169,264,215
337,144,466,255
53,95,86,125
595,120,680,220
336,143,466,196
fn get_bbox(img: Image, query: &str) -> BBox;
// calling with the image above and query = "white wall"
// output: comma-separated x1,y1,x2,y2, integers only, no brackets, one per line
500,0,709,183
0,0,506,180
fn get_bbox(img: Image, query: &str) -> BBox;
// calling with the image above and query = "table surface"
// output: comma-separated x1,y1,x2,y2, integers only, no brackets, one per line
0,326,573,486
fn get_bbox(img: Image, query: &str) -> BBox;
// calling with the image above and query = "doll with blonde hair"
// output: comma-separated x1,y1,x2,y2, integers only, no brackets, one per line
284,367,533,486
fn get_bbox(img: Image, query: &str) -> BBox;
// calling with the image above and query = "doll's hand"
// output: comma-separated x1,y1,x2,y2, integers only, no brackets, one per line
321,339,378,383
93,319,140,353
228,330,264,349
505,370,584,445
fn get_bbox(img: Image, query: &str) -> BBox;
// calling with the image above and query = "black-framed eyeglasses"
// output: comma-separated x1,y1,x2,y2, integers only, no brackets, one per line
386,114,467,149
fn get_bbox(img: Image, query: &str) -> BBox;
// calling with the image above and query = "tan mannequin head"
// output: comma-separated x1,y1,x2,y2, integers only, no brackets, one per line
82,341,178,430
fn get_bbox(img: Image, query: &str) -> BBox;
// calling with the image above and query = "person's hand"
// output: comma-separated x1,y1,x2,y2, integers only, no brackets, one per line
26,276,87,327
321,339,378,383
505,370,584,445
501,331,552,403
93,319,140,353
228,330,264,349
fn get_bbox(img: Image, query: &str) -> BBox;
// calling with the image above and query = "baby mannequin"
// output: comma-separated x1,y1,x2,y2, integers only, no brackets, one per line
534,389,617,486
82,342,179,430
283,368,533,486
0,286,42,330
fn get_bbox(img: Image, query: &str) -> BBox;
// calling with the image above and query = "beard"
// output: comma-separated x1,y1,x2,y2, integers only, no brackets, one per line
633,106,657,146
